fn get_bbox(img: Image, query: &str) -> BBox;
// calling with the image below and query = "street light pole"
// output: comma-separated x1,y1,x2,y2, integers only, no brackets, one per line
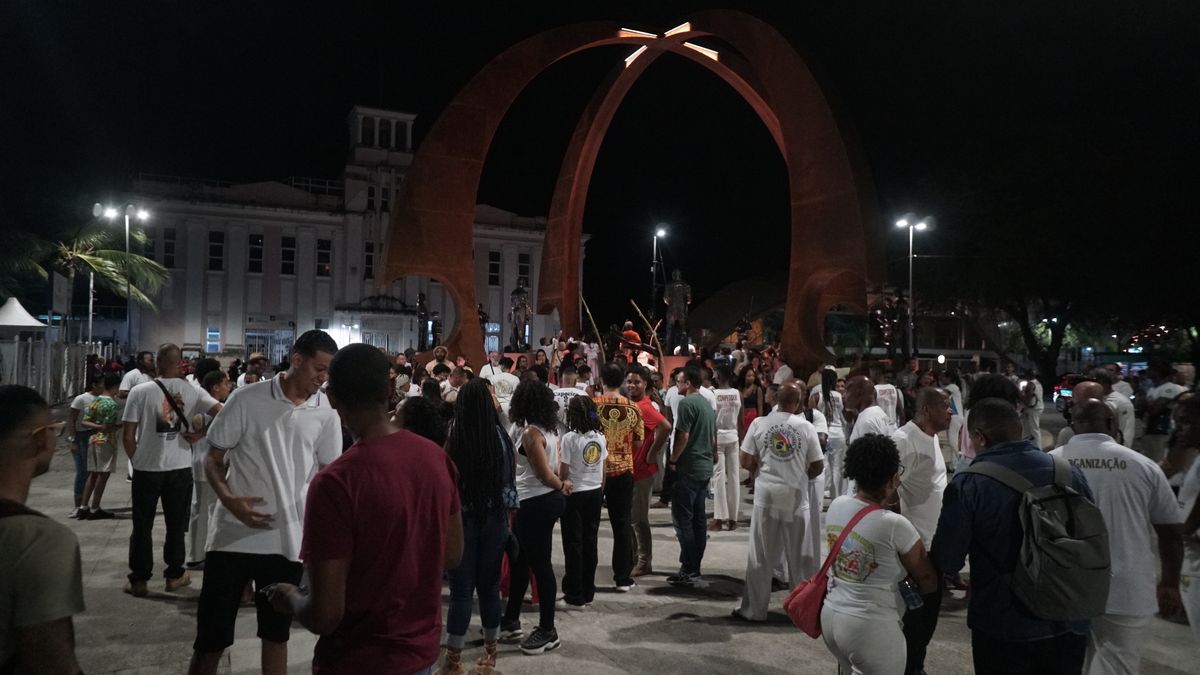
124,207,132,351
95,203,149,353
896,217,929,360
651,226,666,321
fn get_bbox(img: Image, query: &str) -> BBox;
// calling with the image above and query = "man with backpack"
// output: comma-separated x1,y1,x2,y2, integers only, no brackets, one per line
932,398,1105,675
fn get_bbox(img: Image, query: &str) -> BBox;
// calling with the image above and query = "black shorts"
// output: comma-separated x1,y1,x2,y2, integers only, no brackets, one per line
194,551,303,652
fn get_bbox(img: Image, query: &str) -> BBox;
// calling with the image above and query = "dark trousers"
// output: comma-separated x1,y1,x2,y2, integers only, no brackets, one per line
560,487,603,604
903,586,943,674
971,630,1086,675
671,475,709,575
504,490,565,630
129,468,193,582
446,509,510,642
660,464,677,505
604,471,636,585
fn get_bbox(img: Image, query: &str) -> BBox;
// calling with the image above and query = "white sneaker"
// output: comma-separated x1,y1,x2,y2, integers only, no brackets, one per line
555,598,589,610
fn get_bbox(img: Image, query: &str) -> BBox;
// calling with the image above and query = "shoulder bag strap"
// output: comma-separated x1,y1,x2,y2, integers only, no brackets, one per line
153,379,191,432
816,503,882,579
960,459,1034,493
1050,454,1071,490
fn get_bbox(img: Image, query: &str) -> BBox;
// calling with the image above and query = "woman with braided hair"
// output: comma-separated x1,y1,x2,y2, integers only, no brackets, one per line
438,378,517,675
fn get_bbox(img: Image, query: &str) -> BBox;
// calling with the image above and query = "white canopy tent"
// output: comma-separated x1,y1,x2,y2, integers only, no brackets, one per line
0,296,47,335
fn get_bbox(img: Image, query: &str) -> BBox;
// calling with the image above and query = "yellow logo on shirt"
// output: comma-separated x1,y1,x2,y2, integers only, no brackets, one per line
582,441,603,466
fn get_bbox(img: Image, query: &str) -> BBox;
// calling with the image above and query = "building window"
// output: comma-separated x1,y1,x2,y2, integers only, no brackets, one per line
248,233,264,273
316,239,332,277
395,122,407,151
363,242,375,280
208,231,224,271
205,326,221,353
162,227,176,269
281,236,296,275
367,186,375,211
517,252,531,285
360,116,375,146
381,187,390,212
379,119,392,149
487,250,501,286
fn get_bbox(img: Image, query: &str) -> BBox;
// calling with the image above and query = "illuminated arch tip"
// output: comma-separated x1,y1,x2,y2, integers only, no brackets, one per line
664,22,692,36
618,27,657,39
624,45,649,68
683,42,718,61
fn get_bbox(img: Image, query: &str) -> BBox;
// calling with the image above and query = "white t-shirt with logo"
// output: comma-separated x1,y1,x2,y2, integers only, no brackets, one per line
824,495,920,621
70,392,96,430
874,384,901,432
559,430,607,493
740,411,823,517
1051,433,1183,616
512,423,559,502
713,387,742,444
204,377,343,561
486,372,520,406
1149,382,1185,403
892,421,947,548
552,386,589,432
122,378,220,472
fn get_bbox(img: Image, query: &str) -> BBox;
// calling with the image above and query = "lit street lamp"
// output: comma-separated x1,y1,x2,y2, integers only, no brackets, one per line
895,216,929,359
94,202,150,350
650,225,667,320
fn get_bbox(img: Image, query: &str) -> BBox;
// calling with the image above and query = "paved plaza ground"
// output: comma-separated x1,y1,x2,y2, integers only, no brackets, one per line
28,407,1195,674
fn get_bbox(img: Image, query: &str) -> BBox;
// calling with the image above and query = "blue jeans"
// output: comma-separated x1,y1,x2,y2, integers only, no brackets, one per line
446,509,509,648
72,431,91,499
671,475,709,575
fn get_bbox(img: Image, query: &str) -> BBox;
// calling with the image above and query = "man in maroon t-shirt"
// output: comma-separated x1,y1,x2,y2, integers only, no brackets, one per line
269,345,463,674
625,364,671,577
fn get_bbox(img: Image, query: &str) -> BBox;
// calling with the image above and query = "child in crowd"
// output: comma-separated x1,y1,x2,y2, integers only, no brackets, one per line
78,373,122,519
557,396,608,609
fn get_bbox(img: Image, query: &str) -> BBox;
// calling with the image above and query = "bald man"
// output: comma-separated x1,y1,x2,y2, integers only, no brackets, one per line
1051,399,1183,675
1090,368,1136,448
1056,380,1105,449
732,384,824,622
893,388,953,675
843,375,895,496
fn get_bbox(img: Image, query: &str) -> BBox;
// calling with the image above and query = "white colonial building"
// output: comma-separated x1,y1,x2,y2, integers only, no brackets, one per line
126,106,583,361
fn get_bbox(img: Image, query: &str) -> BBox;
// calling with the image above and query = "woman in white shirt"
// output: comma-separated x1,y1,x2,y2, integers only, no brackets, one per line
810,368,849,498
557,396,608,609
501,381,569,656
821,434,939,675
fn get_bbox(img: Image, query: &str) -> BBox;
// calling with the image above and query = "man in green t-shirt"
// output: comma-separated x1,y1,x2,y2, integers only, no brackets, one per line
666,365,717,588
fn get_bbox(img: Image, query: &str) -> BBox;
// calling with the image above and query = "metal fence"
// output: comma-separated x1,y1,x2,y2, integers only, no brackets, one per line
0,338,117,404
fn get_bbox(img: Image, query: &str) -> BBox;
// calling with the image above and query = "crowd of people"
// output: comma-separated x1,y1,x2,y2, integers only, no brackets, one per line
2,327,1199,674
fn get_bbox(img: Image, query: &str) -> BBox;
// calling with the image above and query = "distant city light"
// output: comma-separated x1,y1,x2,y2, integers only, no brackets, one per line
103,207,118,219
914,220,928,231
136,209,150,221
937,354,946,364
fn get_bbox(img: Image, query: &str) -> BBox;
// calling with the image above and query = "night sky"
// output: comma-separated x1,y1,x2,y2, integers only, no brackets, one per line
3,1,1197,327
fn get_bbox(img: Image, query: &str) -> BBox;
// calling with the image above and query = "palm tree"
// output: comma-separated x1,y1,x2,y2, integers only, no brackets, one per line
0,228,50,298
52,223,169,314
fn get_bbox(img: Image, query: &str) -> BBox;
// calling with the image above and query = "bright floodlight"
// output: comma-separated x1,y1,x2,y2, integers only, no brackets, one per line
656,228,667,238
895,218,909,228
937,354,946,365
915,220,929,231
103,207,119,219
136,209,150,221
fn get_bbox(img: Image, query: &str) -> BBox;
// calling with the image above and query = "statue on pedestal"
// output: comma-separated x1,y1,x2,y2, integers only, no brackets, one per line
663,269,692,355
416,292,430,351
509,278,532,351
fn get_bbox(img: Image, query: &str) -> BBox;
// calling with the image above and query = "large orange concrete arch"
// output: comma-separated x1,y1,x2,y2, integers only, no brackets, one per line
383,10,880,372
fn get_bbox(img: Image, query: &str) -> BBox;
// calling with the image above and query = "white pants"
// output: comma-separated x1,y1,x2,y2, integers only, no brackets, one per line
711,440,741,522
1084,613,1150,675
737,503,807,621
825,436,849,499
820,605,906,674
799,475,824,579
187,480,218,564
1183,574,1200,647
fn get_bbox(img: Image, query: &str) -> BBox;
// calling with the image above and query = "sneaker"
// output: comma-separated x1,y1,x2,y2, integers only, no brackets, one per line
518,626,561,655
668,572,704,588
707,519,724,532
665,571,688,584
730,609,762,622
555,598,588,610
75,509,92,520
124,580,149,598
68,507,83,519
631,562,653,577
725,520,738,531
89,508,115,520
165,571,192,592
615,580,636,592
498,619,523,642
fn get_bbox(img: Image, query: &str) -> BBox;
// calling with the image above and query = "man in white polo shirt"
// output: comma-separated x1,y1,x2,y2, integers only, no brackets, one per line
122,344,221,597
893,387,952,675
119,350,156,482
1050,400,1184,675
189,330,342,675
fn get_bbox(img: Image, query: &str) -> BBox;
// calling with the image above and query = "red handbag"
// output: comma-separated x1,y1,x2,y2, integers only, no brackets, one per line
783,503,881,638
